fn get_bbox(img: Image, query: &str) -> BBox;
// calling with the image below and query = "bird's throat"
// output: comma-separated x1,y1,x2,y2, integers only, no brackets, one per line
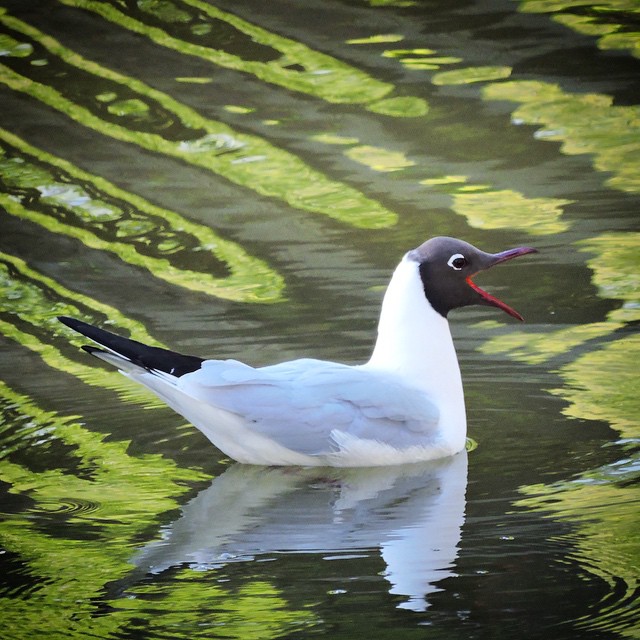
367,258,462,392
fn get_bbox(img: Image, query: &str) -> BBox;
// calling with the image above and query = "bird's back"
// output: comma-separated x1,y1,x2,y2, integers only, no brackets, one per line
170,358,442,462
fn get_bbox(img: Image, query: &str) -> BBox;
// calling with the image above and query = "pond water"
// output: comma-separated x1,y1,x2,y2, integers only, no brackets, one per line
0,0,638,637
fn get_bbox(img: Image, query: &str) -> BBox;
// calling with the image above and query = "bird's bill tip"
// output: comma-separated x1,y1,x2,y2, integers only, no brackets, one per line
490,246,538,265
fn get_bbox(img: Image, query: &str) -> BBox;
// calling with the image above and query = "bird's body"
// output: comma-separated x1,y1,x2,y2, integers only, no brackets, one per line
59,237,536,467
133,358,450,467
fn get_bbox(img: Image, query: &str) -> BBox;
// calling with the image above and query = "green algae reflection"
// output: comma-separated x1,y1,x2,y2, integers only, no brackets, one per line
479,228,639,429
515,464,640,639
518,0,640,60
382,48,462,70
511,331,640,640
452,188,571,235
0,380,200,638
57,0,425,117
432,66,512,85
0,12,397,229
60,0,392,104
345,144,416,172
481,231,639,364
109,574,316,639
0,381,315,638
556,333,639,439
484,80,640,193
478,231,639,612
418,172,572,235
553,235,639,437
0,250,171,405
579,232,640,323
0,129,284,303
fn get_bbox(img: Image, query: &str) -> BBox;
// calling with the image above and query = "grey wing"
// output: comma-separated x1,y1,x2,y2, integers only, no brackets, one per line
178,359,440,455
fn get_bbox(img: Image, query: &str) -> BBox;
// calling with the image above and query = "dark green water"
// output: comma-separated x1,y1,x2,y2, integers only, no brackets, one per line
0,0,638,638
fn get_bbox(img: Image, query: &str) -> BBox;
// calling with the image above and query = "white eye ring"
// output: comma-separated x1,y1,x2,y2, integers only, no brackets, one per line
447,253,467,270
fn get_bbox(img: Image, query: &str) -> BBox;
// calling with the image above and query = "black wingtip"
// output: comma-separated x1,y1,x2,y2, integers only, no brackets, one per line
59,315,97,329
58,316,205,377
58,316,92,334
81,345,107,356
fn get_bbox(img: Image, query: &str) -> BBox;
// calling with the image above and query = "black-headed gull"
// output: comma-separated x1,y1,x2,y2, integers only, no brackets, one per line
59,237,536,467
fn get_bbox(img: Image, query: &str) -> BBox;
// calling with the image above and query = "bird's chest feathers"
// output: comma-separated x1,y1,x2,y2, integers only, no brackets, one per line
367,258,461,393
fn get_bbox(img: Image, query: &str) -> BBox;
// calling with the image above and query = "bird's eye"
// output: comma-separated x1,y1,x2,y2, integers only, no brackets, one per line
447,254,467,270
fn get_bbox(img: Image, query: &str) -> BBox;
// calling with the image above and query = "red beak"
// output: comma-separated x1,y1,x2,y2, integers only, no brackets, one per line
467,246,538,321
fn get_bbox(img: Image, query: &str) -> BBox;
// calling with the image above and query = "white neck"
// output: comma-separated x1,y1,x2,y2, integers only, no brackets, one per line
364,255,467,450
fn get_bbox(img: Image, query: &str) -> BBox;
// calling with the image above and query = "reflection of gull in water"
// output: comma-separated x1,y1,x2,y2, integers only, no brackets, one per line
133,452,468,611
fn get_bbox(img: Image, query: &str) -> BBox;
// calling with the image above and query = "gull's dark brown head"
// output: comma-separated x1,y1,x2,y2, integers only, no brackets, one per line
408,236,538,321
